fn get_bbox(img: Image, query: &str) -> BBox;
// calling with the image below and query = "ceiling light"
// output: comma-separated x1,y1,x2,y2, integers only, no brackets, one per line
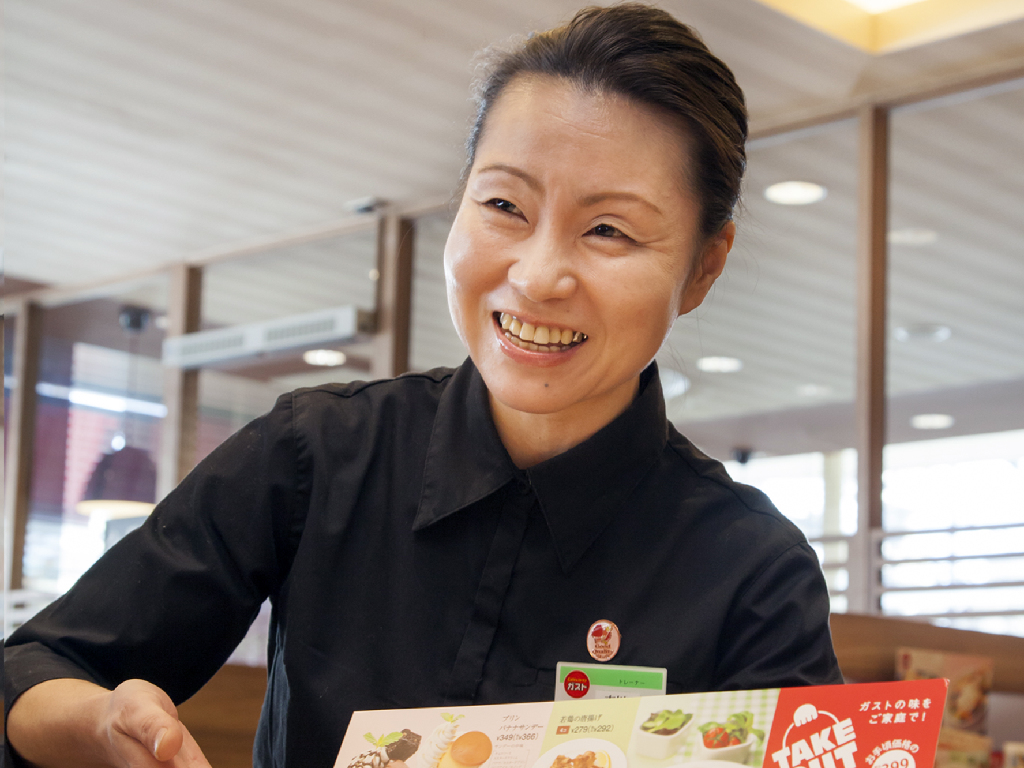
911,413,954,430
888,228,938,245
894,323,951,342
697,356,743,373
845,0,926,13
303,349,347,367
660,369,691,399
764,181,827,205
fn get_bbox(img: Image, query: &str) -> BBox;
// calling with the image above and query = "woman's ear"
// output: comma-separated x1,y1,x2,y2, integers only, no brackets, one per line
678,221,734,316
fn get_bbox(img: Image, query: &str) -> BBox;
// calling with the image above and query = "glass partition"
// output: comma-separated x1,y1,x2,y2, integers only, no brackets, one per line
409,209,464,372
662,120,860,610
201,227,377,327
17,276,170,593
195,226,379,466
882,81,1024,635
4,314,15,458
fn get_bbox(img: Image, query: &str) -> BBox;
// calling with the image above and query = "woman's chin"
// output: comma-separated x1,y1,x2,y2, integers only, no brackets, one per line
486,379,581,418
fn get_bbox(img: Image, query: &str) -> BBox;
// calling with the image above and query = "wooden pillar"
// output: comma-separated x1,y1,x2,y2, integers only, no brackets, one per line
852,105,890,614
4,301,44,589
371,213,415,379
158,264,203,499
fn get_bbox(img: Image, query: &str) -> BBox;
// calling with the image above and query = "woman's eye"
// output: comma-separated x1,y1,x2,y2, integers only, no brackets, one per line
588,223,631,240
486,198,523,216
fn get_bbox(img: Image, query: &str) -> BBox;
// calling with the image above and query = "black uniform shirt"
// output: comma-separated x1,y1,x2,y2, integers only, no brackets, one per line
4,359,842,768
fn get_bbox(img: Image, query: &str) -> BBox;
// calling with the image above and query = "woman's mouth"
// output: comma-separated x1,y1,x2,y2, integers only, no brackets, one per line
494,312,587,352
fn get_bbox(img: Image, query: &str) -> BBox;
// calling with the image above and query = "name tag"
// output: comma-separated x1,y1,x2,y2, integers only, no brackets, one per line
555,661,667,700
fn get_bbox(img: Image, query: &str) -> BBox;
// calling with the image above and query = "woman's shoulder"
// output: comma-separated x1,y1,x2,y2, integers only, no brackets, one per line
291,365,457,403
274,366,458,423
661,422,806,544
259,366,461,461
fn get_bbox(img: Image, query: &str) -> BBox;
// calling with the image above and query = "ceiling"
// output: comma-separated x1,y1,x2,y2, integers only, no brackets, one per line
5,0,1024,460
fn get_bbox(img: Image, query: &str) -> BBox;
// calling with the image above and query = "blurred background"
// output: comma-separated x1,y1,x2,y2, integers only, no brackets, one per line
3,0,1024,741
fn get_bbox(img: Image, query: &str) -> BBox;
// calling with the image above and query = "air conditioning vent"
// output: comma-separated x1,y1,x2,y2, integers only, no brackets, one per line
178,333,247,358
264,318,336,346
163,306,370,369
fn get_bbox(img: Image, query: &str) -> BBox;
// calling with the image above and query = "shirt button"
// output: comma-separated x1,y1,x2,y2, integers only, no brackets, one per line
516,481,531,495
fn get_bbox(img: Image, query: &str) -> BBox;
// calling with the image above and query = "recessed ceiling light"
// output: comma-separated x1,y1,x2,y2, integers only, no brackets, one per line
303,349,347,367
797,383,832,398
368,268,380,281
660,369,691,399
888,228,938,245
764,181,827,205
845,0,926,13
911,413,954,430
697,356,743,373
894,323,951,342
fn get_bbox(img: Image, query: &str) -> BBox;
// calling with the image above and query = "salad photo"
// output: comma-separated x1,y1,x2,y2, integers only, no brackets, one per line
633,709,695,759
641,710,693,735
694,712,764,763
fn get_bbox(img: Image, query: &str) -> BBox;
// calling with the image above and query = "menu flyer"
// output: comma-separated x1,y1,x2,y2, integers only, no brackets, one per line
335,679,949,768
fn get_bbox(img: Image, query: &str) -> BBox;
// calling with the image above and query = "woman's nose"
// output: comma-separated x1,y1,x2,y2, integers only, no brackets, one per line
506,228,577,302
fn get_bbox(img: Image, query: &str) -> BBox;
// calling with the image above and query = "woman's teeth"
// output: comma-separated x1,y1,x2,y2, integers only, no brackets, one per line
497,313,586,352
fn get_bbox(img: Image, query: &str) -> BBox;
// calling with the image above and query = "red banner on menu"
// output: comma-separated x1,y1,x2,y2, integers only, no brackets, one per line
767,680,948,768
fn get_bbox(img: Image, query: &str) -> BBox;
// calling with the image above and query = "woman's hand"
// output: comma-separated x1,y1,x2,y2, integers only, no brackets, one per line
100,679,212,766
8,678,213,767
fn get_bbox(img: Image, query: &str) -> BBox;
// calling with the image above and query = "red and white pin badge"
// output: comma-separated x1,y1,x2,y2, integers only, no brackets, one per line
587,619,621,662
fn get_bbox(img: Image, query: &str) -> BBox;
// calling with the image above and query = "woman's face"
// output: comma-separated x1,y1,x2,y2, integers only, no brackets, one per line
444,75,730,423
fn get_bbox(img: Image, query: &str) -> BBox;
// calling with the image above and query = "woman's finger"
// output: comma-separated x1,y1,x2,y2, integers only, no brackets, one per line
172,723,214,768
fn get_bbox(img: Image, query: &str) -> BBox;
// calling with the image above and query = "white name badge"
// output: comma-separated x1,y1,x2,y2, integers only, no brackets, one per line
555,661,667,701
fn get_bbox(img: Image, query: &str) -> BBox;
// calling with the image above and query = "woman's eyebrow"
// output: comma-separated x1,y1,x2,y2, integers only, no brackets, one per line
578,191,663,215
475,165,663,216
474,163,542,191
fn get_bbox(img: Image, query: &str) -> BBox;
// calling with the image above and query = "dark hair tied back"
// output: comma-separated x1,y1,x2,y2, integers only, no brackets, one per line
466,3,748,239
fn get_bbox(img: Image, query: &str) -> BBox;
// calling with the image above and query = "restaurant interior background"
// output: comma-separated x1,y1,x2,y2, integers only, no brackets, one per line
4,0,1024,748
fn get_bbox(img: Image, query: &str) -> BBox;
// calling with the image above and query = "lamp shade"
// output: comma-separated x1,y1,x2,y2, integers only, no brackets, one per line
76,445,157,519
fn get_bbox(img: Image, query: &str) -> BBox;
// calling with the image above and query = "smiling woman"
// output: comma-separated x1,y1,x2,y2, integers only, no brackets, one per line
446,77,731,466
5,5,841,768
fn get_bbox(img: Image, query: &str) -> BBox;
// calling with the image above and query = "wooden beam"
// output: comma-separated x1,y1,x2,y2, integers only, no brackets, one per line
158,264,204,499
750,59,1024,142
0,203,442,316
0,265,173,316
851,105,890,615
4,301,44,590
371,214,416,379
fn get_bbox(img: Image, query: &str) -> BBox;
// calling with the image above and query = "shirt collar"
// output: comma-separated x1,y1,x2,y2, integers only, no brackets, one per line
415,359,668,573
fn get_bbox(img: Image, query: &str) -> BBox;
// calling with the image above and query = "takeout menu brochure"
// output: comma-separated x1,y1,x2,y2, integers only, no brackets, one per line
335,679,948,768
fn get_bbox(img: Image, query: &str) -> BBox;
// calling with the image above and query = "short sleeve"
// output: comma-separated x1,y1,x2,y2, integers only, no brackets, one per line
714,541,844,689
4,391,307,727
